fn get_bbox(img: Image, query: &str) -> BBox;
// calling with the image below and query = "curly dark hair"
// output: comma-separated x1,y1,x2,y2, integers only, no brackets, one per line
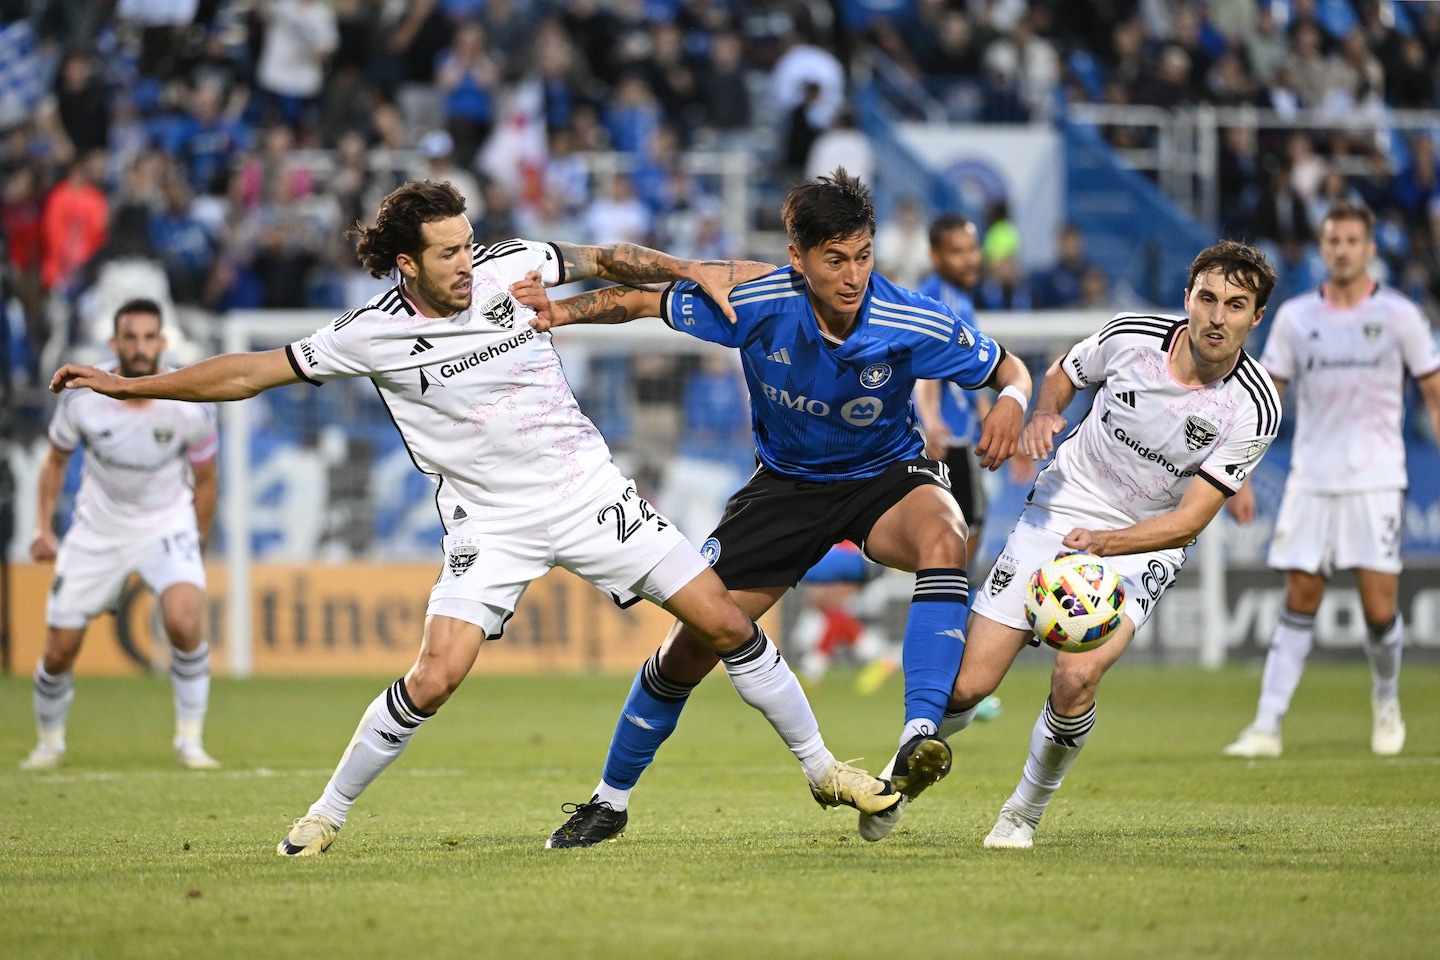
782,168,877,252
1186,239,1279,310
350,180,468,278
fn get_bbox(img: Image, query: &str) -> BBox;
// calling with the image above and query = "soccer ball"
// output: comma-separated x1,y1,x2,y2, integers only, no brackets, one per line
1023,552,1126,653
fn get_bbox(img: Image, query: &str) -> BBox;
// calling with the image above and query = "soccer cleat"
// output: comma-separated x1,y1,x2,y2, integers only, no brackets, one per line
276,815,340,856
856,735,952,841
983,805,1037,849
1222,725,1282,758
176,743,222,770
18,743,65,771
546,796,627,848
809,760,901,816
889,735,952,799
1372,698,1405,756
974,695,1003,722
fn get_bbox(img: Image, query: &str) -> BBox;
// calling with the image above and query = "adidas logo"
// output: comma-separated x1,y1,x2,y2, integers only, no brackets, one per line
410,337,434,356
766,347,792,364
1114,390,1136,407
374,729,402,745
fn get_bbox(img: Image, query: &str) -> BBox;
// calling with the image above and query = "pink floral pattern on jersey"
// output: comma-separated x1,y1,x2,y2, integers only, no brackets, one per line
1091,450,1176,505
1165,384,1239,425
1132,349,1168,383
515,355,594,495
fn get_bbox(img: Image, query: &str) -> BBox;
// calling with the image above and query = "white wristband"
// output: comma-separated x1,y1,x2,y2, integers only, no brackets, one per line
998,385,1029,409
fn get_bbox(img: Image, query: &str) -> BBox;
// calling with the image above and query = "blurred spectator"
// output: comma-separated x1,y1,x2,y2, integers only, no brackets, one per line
1032,224,1091,308
471,178,517,245
387,0,452,142
980,199,1020,267
1391,134,1440,229
804,108,874,185
974,253,1032,310
2,163,47,368
605,72,663,155
642,21,702,136
119,0,200,81
584,172,650,245
106,153,162,260
412,129,484,225
1077,266,1113,309
40,151,109,292
1243,3,1289,86
1386,36,1435,109
1254,163,1315,247
782,81,824,179
874,197,930,290
54,50,111,158
697,31,752,133
771,28,845,135
436,21,498,165
253,0,339,131
1285,22,1330,108
1218,125,1264,238
171,83,250,197
148,173,214,306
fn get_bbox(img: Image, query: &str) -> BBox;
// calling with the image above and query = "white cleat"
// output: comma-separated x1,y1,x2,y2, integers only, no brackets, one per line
1222,725,1282,759
176,742,222,770
858,752,907,842
19,744,66,771
277,815,341,856
983,805,1037,849
1372,699,1405,756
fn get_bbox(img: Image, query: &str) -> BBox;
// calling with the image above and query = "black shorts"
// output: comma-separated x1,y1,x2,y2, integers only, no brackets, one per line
942,445,986,526
703,458,951,590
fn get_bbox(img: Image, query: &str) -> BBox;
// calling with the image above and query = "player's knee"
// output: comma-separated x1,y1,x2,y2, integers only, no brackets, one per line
1050,662,1101,709
949,665,998,709
404,660,466,712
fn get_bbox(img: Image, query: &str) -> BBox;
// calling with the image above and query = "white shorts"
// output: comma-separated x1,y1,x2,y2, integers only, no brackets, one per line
47,527,206,630
973,520,1185,636
427,468,702,639
1267,487,1404,576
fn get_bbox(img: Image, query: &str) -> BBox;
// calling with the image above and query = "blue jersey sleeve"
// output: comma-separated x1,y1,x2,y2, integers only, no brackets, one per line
659,282,745,347
902,291,1003,390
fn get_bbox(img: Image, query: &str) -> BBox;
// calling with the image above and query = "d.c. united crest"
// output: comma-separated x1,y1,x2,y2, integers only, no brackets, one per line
480,293,515,329
1183,415,1218,451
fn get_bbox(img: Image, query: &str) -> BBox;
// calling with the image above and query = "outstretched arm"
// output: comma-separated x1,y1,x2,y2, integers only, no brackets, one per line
1062,475,1230,556
1020,355,1078,462
552,242,773,322
51,349,300,402
973,352,1032,469
512,276,665,332
30,443,71,561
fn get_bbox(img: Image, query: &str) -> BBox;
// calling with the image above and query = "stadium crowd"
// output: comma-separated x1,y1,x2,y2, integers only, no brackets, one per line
2,0,1439,413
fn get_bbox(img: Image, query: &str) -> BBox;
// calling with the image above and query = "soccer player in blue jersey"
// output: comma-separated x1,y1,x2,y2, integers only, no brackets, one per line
913,214,990,560
516,169,1034,848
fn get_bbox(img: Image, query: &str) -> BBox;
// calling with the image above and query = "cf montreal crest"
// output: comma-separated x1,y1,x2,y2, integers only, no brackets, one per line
700,538,722,566
1183,415,1219,451
480,293,515,329
448,544,479,576
859,363,892,388
988,560,1016,597
153,427,174,444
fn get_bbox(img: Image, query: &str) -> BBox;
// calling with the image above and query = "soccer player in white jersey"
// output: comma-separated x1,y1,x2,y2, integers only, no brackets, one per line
50,180,899,855
1224,202,1440,760
23,299,221,771
870,240,1282,848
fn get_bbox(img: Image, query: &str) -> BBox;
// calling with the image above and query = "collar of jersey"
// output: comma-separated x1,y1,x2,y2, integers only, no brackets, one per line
800,279,873,355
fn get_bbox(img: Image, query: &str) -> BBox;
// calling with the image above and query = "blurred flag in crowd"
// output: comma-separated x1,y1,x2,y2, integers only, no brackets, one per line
0,21,45,130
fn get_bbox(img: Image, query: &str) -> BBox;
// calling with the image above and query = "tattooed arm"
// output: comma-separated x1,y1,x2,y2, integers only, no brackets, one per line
512,277,661,332
551,241,773,322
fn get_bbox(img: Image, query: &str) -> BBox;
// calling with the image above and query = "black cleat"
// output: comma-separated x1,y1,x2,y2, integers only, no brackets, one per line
889,735,952,799
546,796,628,849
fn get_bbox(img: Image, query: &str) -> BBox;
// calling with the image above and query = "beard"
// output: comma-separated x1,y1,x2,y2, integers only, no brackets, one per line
413,266,472,316
119,355,159,377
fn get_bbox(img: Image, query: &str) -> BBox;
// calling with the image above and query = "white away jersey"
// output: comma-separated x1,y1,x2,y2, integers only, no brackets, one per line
286,239,613,522
1024,314,1281,536
1260,283,1440,492
49,366,218,547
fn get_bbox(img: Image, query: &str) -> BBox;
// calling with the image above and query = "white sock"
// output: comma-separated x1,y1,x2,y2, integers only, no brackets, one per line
33,663,74,749
1255,610,1315,733
308,678,432,828
170,642,211,744
1007,697,1096,825
899,718,938,746
938,703,981,740
1364,615,1403,703
594,781,631,811
719,624,835,784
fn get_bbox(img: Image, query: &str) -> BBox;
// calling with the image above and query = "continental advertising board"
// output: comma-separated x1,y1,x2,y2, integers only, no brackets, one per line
8,563,683,676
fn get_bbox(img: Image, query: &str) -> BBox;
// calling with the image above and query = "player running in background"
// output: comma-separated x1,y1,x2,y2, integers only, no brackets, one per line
1224,202,1440,759
516,169,1032,847
23,298,221,771
881,240,1281,848
51,180,899,856
913,214,991,562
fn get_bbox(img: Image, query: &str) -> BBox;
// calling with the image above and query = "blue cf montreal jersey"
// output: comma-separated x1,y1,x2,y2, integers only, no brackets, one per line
659,268,1004,481
916,272,984,446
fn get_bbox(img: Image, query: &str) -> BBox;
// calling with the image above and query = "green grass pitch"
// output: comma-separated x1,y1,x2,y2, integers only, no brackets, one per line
2,661,1438,959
